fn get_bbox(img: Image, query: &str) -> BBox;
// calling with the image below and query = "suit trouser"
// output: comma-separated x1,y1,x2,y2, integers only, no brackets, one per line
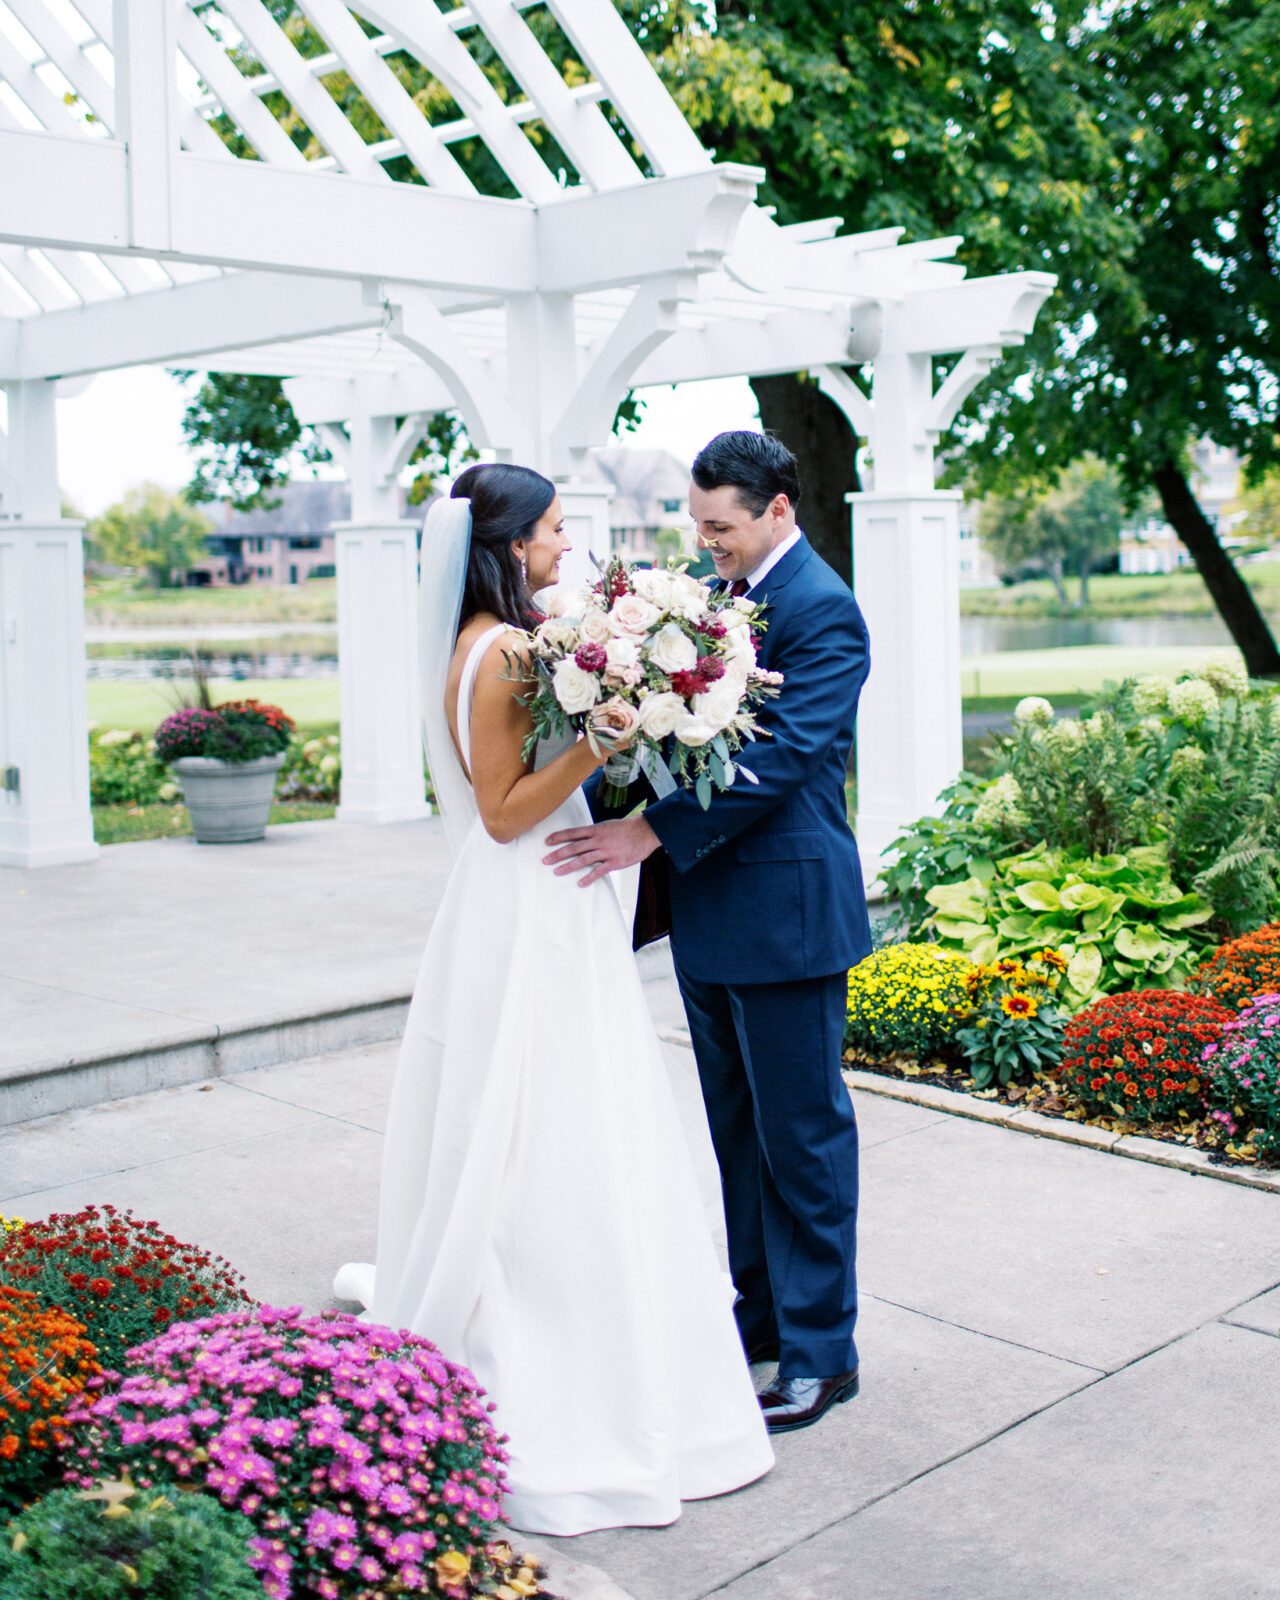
675,962,859,1380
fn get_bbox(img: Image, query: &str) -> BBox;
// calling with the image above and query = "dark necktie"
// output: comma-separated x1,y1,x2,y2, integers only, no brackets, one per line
729,578,750,597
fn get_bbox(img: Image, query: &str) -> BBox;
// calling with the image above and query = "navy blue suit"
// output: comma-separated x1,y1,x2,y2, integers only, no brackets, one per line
598,536,872,1379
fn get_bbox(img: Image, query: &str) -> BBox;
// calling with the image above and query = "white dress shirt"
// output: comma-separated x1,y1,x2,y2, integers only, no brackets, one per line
743,527,802,593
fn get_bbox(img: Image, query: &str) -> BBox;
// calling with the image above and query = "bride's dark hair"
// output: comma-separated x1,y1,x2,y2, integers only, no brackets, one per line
452,462,556,632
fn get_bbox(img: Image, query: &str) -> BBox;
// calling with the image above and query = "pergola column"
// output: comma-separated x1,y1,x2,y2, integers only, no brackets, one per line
319,404,432,825
0,380,98,868
553,481,613,591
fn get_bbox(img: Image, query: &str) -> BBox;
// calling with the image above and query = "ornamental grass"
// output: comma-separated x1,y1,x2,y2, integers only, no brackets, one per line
0,1479,262,1599
1189,922,1280,1009
845,943,973,1061
1203,992,1280,1159
0,1285,98,1514
67,1305,511,1600
0,1207,251,1376
1053,989,1233,1123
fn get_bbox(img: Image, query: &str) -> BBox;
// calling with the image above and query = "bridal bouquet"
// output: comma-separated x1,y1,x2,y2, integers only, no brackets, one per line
517,558,782,808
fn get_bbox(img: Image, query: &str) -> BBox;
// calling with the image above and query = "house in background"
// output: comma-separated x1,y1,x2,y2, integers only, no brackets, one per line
186,481,348,587
1119,442,1249,575
588,447,690,561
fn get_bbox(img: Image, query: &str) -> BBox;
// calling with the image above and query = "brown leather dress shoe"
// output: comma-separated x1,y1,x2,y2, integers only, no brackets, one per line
757,1368,860,1433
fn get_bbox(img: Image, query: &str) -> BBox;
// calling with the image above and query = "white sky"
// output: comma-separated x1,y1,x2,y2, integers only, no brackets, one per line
51,367,762,518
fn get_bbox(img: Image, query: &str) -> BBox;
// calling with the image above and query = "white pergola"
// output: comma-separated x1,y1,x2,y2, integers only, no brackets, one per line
0,0,1054,872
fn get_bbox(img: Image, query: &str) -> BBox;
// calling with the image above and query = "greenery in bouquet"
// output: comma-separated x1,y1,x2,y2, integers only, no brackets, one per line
0,1479,262,1599
0,1285,98,1514
844,943,972,1062
1053,989,1232,1124
518,558,781,809
882,659,1280,942
153,699,295,765
922,843,1214,1008
1190,922,1280,1010
88,731,176,808
0,1207,251,1375
954,951,1068,1090
1203,993,1280,1160
67,1306,510,1600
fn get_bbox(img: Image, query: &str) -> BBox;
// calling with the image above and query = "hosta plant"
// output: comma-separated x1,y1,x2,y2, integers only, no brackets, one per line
0,1480,262,1599
1203,992,1280,1159
844,943,972,1061
1053,989,1232,1123
0,1286,98,1514
0,1207,251,1375
68,1305,510,1600
923,843,1214,1008
954,950,1068,1089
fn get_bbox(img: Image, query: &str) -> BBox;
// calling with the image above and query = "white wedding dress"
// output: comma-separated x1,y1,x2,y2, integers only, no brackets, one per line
336,623,773,1536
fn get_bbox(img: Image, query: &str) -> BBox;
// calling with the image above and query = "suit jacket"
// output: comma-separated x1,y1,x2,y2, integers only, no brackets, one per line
594,536,872,986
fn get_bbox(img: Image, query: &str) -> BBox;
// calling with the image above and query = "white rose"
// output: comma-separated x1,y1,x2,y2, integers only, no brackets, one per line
692,679,743,733
638,691,688,739
720,605,753,633
604,636,640,672
722,629,757,672
552,657,601,715
732,595,757,613
534,617,578,652
648,621,699,675
676,716,718,747
577,607,612,645
543,585,586,619
609,594,661,636
631,569,677,610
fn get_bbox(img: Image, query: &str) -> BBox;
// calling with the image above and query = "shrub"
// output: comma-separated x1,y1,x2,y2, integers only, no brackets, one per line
1053,989,1233,1123
278,734,342,802
0,1207,251,1375
845,943,972,1060
154,700,294,765
954,950,1069,1089
1203,992,1280,1159
88,731,173,807
0,1480,262,1599
924,843,1214,1007
1189,922,1280,1009
68,1306,511,1600
0,1286,98,1514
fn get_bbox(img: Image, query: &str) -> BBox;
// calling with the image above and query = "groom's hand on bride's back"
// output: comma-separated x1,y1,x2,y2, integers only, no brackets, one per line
543,817,660,887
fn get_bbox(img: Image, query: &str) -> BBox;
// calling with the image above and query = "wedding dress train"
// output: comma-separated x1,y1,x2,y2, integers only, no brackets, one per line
336,623,773,1536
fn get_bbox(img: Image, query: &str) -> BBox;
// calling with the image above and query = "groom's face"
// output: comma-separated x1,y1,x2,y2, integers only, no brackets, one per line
689,483,793,584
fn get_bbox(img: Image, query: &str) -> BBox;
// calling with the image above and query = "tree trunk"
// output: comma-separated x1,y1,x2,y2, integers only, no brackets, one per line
1153,462,1280,678
1078,551,1090,608
1047,554,1069,608
748,374,860,588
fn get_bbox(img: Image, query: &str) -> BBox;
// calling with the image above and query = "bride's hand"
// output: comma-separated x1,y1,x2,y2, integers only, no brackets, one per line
587,699,642,757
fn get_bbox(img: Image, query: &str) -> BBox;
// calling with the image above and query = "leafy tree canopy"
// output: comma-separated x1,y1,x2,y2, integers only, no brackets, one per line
978,455,1127,605
87,483,214,588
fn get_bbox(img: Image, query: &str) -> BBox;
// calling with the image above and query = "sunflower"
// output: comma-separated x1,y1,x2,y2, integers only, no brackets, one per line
1036,948,1069,973
1000,992,1038,1019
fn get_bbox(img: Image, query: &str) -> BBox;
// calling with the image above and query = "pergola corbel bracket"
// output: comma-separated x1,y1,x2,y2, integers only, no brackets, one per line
387,289,522,457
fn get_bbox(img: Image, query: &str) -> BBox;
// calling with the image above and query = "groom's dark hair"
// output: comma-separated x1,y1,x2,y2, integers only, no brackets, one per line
691,431,801,518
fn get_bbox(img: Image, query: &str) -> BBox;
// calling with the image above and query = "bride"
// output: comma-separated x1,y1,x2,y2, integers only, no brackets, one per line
335,462,773,1537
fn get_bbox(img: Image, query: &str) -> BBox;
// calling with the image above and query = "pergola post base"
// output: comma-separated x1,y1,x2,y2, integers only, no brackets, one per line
0,517,99,870
849,491,963,892
331,519,431,826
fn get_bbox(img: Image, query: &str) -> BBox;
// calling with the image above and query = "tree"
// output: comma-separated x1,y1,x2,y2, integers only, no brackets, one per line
1239,467,1280,549
87,483,214,588
962,0,1280,675
978,457,1125,606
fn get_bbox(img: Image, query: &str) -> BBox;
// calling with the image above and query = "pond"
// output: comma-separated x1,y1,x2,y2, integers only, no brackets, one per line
960,616,1234,654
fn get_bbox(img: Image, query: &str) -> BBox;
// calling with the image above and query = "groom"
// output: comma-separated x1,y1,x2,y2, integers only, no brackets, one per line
544,430,872,1433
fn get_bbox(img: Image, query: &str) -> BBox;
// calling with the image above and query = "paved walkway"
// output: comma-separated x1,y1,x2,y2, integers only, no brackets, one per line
4,1027,1279,1597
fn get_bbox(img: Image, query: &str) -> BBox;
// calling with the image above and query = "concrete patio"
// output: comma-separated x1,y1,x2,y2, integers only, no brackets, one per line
3,821,1280,1597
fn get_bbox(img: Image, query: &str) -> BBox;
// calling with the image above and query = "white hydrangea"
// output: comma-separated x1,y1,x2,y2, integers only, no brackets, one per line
1169,744,1208,781
1049,716,1086,750
1131,676,1171,715
973,772,1028,831
1137,716,1166,738
1198,650,1249,700
1014,695,1054,727
97,728,135,749
1168,677,1220,725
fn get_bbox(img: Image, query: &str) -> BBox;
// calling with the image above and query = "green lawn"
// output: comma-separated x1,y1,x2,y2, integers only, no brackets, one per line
960,563,1280,620
93,800,337,845
85,578,338,626
960,643,1243,699
88,678,341,733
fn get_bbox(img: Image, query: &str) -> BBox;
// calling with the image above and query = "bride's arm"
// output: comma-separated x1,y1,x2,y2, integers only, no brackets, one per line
469,633,610,844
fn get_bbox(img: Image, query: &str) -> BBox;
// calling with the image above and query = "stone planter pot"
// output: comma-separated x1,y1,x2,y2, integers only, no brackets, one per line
172,754,286,844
